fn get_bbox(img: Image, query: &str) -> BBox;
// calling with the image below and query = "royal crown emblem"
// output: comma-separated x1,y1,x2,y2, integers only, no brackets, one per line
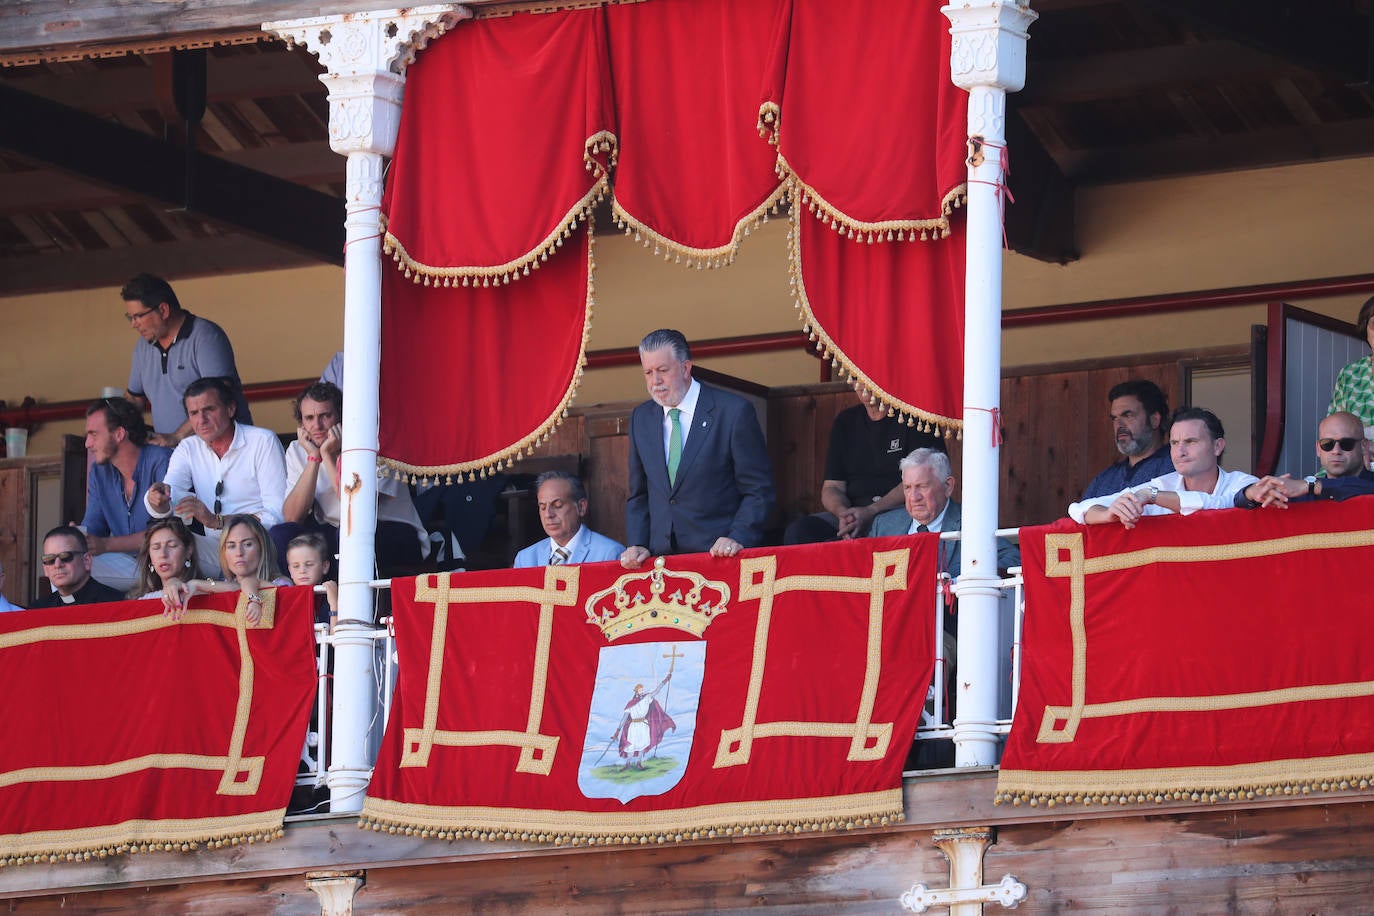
585,557,730,642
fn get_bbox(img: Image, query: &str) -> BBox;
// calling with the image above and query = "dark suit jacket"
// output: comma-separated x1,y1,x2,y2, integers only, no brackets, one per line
869,500,1020,577
626,383,776,555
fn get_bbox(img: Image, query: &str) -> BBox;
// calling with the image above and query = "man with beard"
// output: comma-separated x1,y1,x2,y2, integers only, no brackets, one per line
1080,380,1174,500
1069,407,1256,527
78,397,172,592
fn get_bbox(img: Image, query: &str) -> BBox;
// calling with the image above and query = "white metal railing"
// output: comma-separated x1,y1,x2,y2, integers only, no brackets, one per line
290,530,1028,815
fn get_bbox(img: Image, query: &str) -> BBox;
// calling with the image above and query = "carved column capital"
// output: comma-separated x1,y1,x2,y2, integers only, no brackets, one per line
306,870,366,916
263,5,471,157
941,1,1038,93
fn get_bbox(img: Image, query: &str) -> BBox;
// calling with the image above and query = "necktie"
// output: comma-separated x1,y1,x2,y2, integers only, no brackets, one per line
667,407,683,485
551,545,569,566
917,524,929,533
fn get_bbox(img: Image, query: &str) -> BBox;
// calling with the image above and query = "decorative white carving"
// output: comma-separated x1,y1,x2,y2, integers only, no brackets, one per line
306,871,366,916
966,86,1006,143
900,828,1027,913
263,5,471,157
345,152,387,215
941,1,1038,92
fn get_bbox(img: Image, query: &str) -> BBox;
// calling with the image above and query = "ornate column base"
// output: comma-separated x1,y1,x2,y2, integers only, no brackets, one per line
901,827,1027,914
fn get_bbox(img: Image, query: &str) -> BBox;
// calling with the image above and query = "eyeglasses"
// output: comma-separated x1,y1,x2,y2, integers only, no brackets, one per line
40,551,85,566
1318,437,1362,452
124,307,156,324
214,479,224,516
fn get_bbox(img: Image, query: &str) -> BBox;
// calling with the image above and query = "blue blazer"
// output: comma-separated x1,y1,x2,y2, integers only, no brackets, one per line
626,383,776,555
869,500,1020,577
512,528,625,568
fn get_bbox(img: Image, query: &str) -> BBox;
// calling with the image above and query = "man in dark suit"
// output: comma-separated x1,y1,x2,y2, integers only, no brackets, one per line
869,448,1020,582
621,329,776,568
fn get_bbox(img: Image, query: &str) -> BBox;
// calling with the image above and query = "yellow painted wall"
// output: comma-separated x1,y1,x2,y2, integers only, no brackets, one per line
5,156,1373,456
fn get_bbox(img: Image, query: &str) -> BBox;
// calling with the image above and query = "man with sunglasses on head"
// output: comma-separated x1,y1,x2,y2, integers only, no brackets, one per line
120,273,252,448
1236,411,1374,509
145,377,286,578
32,526,124,608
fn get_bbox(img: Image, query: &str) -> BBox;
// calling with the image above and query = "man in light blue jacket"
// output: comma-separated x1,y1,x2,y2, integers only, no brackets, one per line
514,472,623,568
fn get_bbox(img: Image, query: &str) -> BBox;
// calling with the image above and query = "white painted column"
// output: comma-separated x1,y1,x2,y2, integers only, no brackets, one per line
941,0,1036,768
264,5,469,812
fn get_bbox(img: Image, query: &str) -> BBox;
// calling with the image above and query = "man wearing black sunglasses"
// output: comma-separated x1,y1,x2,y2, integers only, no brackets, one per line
1237,411,1374,509
32,526,124,608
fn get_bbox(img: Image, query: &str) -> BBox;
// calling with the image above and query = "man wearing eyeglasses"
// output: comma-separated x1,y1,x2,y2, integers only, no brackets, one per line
145,377,286,577
32,526,124,608
121,273,252,448
1236,411,1374,509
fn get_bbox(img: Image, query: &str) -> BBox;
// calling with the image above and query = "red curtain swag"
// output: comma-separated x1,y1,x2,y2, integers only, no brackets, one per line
380,0,970,474
381,8,615,286
604,0,788,266
0,589,317,865
999,501,1374,808
379,227,592,479
361,536,935,844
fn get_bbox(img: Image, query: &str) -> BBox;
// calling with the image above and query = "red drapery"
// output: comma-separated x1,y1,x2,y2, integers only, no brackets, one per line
380,229,591,478
361,536,935,844
0,589,316,865
999,502,1374,807
379,0,970,473
604,0,788,266
381,9,614,285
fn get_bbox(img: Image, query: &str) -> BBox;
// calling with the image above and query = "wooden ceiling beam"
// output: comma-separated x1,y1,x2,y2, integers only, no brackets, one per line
1020,40,1296,106
1062,117,1374,184
0,234,322,297
0,83,343,263
2,48,324,113
0,143,341,215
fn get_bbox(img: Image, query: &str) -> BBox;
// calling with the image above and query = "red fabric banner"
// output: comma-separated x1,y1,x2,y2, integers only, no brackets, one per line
999,501,1374,808
793,209,966,433
760,0,968,237
381,8,614,285
605,0,788,266
0,588,317,865
361,536,935,844
379,228,591,478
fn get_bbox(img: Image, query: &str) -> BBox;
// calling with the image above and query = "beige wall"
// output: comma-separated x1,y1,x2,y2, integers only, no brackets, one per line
5,156,1373,455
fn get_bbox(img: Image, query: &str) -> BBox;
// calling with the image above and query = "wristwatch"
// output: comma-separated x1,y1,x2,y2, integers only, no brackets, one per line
1305,475,1318,497
1145,484,1159,504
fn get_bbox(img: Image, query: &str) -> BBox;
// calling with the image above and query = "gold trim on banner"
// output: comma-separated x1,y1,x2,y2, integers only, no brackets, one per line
609,180,790,270
400,569,579,776
787,202,962,437
714,551,907,768
382,132,617,288
378,222,596,483
359,788,904,845
0,599,273,798
996,526,1374,807
0,811,285,866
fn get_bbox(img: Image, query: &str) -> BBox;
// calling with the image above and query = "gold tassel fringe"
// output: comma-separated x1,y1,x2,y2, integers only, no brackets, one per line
0,825,283,869
610,180,789,270
995,773,1374,810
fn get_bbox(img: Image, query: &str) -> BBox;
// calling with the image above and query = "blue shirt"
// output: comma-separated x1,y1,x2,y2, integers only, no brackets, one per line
1081,445,1175,501
82,444,173,538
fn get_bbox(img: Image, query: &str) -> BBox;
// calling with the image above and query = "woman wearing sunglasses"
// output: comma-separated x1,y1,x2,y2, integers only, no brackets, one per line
130,517,198,600
162,514,289,624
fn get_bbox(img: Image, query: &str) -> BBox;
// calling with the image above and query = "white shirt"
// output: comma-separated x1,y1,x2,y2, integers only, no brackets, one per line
1067,468,1258,524
551,523,589,561
285,440,427,551
906,501,951,535
149,422,288,530
661,378,702,455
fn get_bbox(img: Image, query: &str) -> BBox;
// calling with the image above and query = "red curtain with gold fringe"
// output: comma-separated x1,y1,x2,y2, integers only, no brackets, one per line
379,0,970,474
604,0,788,266
0,589,316,866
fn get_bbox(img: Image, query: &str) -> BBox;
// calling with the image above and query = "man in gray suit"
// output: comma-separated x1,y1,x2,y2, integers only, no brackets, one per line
870,448,1020,586
513,471,624,568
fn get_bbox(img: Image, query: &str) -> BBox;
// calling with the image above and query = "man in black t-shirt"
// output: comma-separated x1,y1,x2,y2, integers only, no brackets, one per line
784,390,947,545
